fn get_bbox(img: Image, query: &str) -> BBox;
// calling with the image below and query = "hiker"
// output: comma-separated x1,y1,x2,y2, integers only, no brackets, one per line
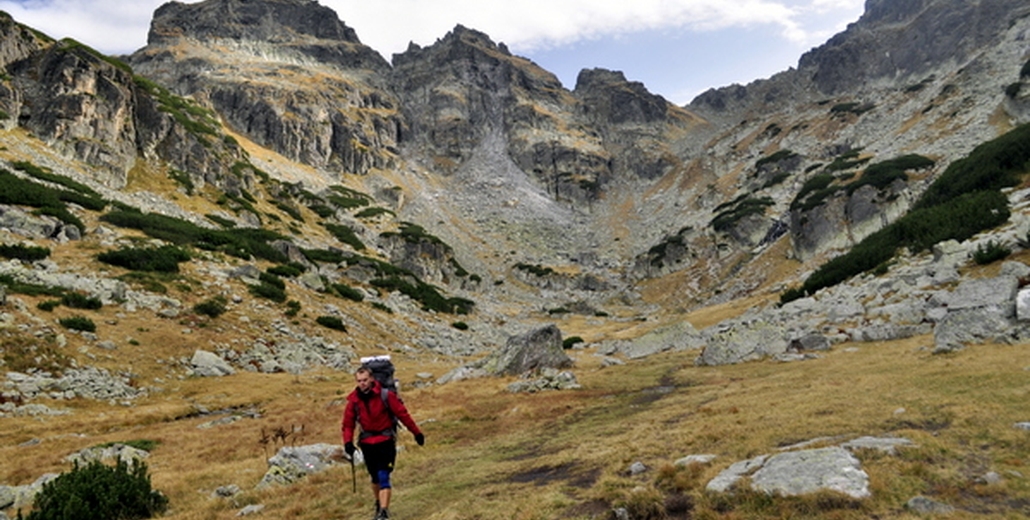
342,365,425,520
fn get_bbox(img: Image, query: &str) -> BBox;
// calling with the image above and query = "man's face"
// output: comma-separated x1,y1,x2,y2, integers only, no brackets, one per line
356,371,373,392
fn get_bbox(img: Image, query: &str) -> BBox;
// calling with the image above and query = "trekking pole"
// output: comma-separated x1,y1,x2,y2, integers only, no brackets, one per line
349,454,356,493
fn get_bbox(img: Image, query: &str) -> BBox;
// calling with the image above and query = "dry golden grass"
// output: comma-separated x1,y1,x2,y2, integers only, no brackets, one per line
5,330,1030,519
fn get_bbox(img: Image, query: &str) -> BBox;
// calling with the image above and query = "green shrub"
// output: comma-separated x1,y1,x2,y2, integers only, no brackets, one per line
332,283,364,302
1006,82,1023,99
755,149,798,170
308,204,336,218
371,302,393,314
204,213,236,228
451,321,469,331
11,160,104,201
97,245,191,273
267,264,304,278
0,273,65,297
844,154,934,195
249,282,287,303
354,207,395,219
61,292,102,310
0,243,50,261
302,248,346,264
0,170,88,230
514,263,555,277
316,315,348,332
563,336,584,349
193,296,228,318
285,300,301,318
22,459,167,520
100,209,287,263
915,123,1030,210
37,299,60,312
973,240,1011,265
712,197,774,232
259,271,285,290
59,315,96,333
370,276,474,315
323,223,366,251
327,185,373,209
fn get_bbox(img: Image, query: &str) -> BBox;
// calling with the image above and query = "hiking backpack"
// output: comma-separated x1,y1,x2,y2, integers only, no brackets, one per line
355,355,400,439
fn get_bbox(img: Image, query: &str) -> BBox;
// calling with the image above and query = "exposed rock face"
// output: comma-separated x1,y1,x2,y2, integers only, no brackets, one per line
799,0,1030,94
129,0,400,174
0,12,247,190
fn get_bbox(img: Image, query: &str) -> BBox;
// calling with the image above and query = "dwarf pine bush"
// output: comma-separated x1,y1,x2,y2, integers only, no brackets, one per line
22,459,167,520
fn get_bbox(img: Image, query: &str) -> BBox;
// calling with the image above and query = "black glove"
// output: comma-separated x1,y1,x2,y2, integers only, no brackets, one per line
344,442,355,457
414,433,425,446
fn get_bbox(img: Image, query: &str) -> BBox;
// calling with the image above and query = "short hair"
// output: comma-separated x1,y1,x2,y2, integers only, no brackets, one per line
355,366,372,376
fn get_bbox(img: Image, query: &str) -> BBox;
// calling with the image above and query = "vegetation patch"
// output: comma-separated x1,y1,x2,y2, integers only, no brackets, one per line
323,223,366,251
61,292,102,310
0,169,89,230
100,208,287,263
973,240,1011,265
134,75,219,140
781,124,1022,306
59,315,96,333
315,315,348,332
21,459,167,520
0,243,50,261
0,273,65,297
712,197,774,232
370,276,473,315
331,283,364,302
355,207,395,219
97,245,191,273
514,263,555,277
193,296,228,318
1,334,72,374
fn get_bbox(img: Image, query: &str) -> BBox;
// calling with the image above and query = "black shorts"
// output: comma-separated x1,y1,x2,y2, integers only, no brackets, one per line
360,439,396,482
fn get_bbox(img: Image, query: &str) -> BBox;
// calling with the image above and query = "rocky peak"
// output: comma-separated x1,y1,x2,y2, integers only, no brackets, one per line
798,0,1030,94
574,68,669,125
147,0,361,46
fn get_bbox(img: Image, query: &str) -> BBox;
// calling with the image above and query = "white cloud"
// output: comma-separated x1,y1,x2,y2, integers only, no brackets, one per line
0,0,862,58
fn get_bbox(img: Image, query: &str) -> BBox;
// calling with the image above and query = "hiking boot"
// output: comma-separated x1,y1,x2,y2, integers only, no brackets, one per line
374,508,389,520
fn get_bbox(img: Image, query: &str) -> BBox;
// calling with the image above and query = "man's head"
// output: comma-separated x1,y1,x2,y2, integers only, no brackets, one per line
355,366,374,392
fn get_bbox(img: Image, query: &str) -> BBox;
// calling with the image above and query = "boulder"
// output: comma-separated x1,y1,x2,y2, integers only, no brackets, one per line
906,496,955,514
476,325,572,376
707,447,870,499
696,320,788,366
257,444,346,488
191,350,235,377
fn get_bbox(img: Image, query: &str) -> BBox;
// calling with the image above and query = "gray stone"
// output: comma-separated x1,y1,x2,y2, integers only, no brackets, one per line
615,321,705,359
1001,261,1030,279
237,504,265,516
191,350,235,377
1017,288,1030,321
628,461,647,475
906,495,955,514
675,454,717,467
229,264,261,281
841,436,915,455
1014,422,1030,431
934,308,1013,353
297,272,325,292
257,443,343,488
790,334,830,352
946,276,1019,312
475,325,572,376
696,320,788,366
750,447,869,499
706,455,768,493
213,484,241,498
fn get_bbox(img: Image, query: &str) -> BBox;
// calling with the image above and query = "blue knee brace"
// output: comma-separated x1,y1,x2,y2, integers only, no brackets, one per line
377,470,392,489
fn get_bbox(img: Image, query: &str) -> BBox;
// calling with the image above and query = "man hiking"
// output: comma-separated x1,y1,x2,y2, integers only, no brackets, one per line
342,365,424,520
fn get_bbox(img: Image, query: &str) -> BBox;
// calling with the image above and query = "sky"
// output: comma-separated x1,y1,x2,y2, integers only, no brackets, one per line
0,0,865,105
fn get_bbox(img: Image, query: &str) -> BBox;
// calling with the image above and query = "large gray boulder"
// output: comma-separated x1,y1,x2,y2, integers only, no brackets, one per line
696,320,788,366
707,447,869,499
190,350,235,377
257,444,346,488
476,325,572,376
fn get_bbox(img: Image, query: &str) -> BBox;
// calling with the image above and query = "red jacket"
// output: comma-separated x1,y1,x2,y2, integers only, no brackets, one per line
342,380,421,445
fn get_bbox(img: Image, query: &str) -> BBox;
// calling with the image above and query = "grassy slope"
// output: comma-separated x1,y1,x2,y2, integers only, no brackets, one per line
5,309,1030,519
